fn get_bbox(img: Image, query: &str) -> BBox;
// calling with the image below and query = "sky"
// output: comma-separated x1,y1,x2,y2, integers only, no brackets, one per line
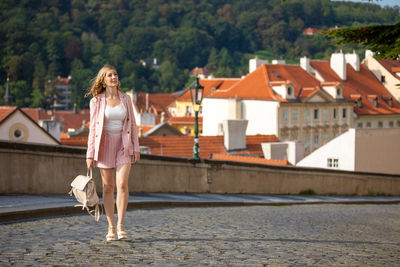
333,0,400,7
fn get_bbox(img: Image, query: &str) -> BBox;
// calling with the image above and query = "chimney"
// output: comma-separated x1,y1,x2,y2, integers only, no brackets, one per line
345,51,360,72
330,51,346,80
39,120,61,141
262,141,304,165
300,56,310,72
222,119,248,151
365,49,375,58
145,93,149,111
249,56,268,73
160,112,166,123
81,120,87,129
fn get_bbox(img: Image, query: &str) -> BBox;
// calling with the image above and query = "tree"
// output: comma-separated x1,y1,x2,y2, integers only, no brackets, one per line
10,80,31,107
326,22,400,60
30,88,45,108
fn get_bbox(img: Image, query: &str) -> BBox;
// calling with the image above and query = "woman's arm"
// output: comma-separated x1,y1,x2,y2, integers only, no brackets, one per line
86,98,97,161
126,94,140,162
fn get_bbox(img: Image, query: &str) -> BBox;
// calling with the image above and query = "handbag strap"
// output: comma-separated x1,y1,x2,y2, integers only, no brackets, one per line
87,168,93,179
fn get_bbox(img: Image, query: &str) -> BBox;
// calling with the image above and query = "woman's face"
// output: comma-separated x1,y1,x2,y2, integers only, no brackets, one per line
103,69,119,88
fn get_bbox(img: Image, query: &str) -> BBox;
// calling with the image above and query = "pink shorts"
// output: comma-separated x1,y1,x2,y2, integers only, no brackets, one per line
96,132,131,169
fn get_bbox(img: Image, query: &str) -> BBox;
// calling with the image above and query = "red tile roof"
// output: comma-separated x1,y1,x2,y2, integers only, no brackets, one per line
139,134,279,158
50,76,71,85
190,67,211,76
311,60,400,115
212,153,289,166
168,116,203,125
138,125,154,135
20,108,90,131
1,107,90,132
209,64,321,101
177,78,241,101
60,136,88,147
0,106,17,122
378,59,400,79
135,92,177,113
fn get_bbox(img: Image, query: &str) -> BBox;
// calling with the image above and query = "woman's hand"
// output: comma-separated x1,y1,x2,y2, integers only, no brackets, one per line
133,152,140,164
86,158,94,169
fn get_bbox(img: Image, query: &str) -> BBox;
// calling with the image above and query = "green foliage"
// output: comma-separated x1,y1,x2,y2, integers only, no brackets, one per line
0,0,399,108
326,22,400,60
299,189,317,195
30,88,45,108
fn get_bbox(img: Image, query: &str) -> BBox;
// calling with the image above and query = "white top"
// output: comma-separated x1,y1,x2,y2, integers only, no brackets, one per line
104,103,126,135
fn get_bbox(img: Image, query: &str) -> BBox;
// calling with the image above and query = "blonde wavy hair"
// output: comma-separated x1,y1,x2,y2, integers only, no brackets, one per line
85,65,120,98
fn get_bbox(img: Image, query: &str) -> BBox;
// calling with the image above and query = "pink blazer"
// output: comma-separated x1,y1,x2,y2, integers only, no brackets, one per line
86,91,139,161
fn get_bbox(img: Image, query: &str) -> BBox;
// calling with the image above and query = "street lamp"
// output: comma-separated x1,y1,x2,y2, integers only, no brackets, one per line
189,76,204,159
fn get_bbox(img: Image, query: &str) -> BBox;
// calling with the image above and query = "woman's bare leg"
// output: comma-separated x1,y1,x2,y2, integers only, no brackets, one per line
115,163,131,227
100,168,115,228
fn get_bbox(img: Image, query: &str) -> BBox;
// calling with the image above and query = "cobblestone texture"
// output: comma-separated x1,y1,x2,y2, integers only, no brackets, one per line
1,204,399,266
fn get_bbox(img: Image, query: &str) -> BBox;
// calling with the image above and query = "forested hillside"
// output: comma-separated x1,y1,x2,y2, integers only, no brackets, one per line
0,0,399,108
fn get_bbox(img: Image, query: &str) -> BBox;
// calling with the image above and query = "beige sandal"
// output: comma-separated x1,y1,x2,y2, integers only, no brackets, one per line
106,226,117,241
117,224,128,240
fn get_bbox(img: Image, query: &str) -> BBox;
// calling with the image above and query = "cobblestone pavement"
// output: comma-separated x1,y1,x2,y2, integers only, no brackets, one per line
1,204,399,266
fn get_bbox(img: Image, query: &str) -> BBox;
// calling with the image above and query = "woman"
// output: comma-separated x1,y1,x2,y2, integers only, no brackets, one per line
86,65,140,241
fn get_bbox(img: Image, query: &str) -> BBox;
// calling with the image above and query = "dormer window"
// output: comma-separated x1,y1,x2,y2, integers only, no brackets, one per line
356,97,362,108
287,87,292,96
382,96,393,106
368,95,378,107
336,88,341,97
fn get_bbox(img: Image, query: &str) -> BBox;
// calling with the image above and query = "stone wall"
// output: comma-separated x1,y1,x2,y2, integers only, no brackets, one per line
1,141,399,195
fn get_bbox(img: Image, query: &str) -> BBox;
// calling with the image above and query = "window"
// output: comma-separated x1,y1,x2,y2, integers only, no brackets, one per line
322,109,329,120
342,108,347,118
327,158,332,168
336,88,341,97
14,129,22,139
389,121,394,128
185,105,191,115
381,75,385,83
378,121,383,128
327,158,339,168
334,159,339,168
333,108,338,119
397,120,400,127
314,134,320,149
314,109,319,120
366,122,371,128
282,110,288,121
304,109,310,121
292,109,298,121
305,134,311,153
287,87,292,96
322,134,328,144
357,122,363,128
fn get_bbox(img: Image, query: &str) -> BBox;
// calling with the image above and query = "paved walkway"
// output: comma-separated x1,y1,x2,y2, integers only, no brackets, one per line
1,193,400,222
1,204,399,266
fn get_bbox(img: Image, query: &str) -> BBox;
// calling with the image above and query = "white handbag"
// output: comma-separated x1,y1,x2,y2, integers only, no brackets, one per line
69,168,101,221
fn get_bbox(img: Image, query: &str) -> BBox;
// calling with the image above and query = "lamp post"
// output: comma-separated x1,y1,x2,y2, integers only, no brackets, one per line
189,76,204,159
